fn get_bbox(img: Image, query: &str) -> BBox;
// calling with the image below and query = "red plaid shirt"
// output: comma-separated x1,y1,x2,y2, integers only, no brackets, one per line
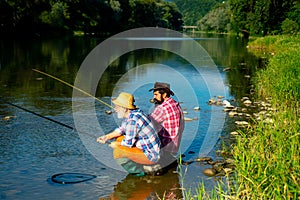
150,98,184,152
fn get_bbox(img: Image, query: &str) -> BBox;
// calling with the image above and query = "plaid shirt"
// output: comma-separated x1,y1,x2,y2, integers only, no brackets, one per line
150,98,184,152
115,109,160,163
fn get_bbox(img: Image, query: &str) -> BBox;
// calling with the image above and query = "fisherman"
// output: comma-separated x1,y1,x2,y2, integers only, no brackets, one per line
97,92,161,176
148,82,184,172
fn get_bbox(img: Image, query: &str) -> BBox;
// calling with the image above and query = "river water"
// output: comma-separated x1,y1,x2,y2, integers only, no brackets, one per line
0,29,259,200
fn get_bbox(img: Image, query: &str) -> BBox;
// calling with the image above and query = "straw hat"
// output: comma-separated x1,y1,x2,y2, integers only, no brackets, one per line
112,92,137,110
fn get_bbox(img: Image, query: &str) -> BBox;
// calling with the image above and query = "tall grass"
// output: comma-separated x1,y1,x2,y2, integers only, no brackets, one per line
178,35,299,199
232,35,300,199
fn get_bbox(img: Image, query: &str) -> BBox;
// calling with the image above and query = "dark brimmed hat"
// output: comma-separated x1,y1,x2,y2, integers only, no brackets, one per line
149,82,174,96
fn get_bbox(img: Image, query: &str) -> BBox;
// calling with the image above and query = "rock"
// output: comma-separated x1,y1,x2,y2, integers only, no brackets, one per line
202,168,217,177
2,116,16,121
184,117,193,121
223,67,231,72
243,99,252,106
193,106,200,110
195,157,212,162
222,100,231,107
105,110,113,115
241,97,249,102
223,168,233,174
228,111,238,117
235,121,249,126
264,118,274,124
225,105,235,109
230,131,239,135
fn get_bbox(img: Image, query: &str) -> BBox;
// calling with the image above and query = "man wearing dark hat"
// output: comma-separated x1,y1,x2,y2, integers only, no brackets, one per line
149,82,184,168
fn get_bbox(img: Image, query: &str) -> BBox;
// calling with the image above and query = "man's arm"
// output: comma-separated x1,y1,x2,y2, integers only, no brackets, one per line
96,130,122,144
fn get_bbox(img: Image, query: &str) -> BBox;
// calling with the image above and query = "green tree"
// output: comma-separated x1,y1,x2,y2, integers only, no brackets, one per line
40,2,70,29
198,2,230,32
281,18,299,35
173,0,220,25
229,0,297,37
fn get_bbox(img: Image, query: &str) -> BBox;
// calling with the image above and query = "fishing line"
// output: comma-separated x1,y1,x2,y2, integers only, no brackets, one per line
32,69,114,109
1,98,111,184
0,98,97,139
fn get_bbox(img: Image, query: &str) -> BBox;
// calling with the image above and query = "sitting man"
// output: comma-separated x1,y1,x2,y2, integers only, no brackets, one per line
148,82,185,171
97,92,161,176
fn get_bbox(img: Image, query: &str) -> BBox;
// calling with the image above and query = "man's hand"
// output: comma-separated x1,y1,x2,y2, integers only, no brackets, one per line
96,135,107,144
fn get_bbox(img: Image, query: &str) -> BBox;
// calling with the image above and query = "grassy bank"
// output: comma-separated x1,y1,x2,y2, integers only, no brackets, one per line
232,35,300,199
180,35,300,199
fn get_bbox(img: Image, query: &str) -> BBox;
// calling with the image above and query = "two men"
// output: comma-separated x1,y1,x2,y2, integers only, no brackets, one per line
97,82,184,176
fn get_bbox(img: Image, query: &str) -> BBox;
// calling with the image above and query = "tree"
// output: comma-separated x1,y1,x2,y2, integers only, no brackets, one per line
173,0,220,25
198,2,230,32
229,0,298,37
40,2,70,29
281,18,299,35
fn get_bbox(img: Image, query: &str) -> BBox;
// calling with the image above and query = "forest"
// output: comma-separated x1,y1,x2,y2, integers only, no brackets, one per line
0,0,183,37
0,0,299,38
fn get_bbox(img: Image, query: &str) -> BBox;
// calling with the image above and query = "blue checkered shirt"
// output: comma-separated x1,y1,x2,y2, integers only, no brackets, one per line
115,109,161,162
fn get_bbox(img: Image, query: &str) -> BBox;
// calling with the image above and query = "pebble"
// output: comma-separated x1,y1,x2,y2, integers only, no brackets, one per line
2,116,16,121
195,157,212,162
228,111,238,117
193,106,200,110
184,117,193,121
230,131,239,135
235,121,249,126
202,168,217,177
105,110,113,115
243,99,252,106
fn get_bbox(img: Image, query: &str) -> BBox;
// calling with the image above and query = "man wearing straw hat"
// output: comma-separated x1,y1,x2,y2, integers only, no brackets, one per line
97,92,161,176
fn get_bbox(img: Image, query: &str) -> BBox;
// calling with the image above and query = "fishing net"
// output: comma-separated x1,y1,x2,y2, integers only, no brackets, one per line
51,173,97,184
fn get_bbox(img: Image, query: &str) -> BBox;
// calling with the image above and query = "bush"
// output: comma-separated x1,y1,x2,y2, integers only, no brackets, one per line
281,18,299,35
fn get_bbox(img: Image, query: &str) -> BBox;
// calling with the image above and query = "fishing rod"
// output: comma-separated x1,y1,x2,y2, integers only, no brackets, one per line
32,69,114,109
1,98,97,139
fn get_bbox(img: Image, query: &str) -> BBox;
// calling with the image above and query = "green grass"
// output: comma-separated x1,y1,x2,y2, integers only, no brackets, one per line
178,35,300,199
232,35,300,199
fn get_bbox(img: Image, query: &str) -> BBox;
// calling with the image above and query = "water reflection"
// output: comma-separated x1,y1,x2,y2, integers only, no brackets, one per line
104,169,182,200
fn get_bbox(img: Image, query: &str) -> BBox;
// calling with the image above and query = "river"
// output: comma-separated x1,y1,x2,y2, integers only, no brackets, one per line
0,28,259,200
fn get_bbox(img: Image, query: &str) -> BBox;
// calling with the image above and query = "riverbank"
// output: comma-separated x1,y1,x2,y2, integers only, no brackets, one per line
232,35,299,199
186,35,299,199
233,35,300,199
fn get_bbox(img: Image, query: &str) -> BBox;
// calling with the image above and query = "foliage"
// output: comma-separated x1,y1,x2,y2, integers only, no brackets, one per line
281,18,299,35
197,1,231,32
0,0,183,37
40,2,70,29
173,0,222,25
233,35,300,199
228,0,298,37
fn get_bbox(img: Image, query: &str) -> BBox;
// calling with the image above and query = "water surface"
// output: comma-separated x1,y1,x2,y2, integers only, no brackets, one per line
0,32,258,199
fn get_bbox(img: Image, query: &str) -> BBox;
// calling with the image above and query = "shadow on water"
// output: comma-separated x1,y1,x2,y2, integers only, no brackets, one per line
0,33,260,199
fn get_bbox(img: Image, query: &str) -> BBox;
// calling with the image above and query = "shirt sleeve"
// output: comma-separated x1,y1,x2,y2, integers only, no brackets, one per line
121,117,138,147
150,105,165,124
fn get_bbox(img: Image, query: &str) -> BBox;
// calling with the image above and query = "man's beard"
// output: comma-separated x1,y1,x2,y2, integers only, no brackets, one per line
154,98,164,105
117,107,127,118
